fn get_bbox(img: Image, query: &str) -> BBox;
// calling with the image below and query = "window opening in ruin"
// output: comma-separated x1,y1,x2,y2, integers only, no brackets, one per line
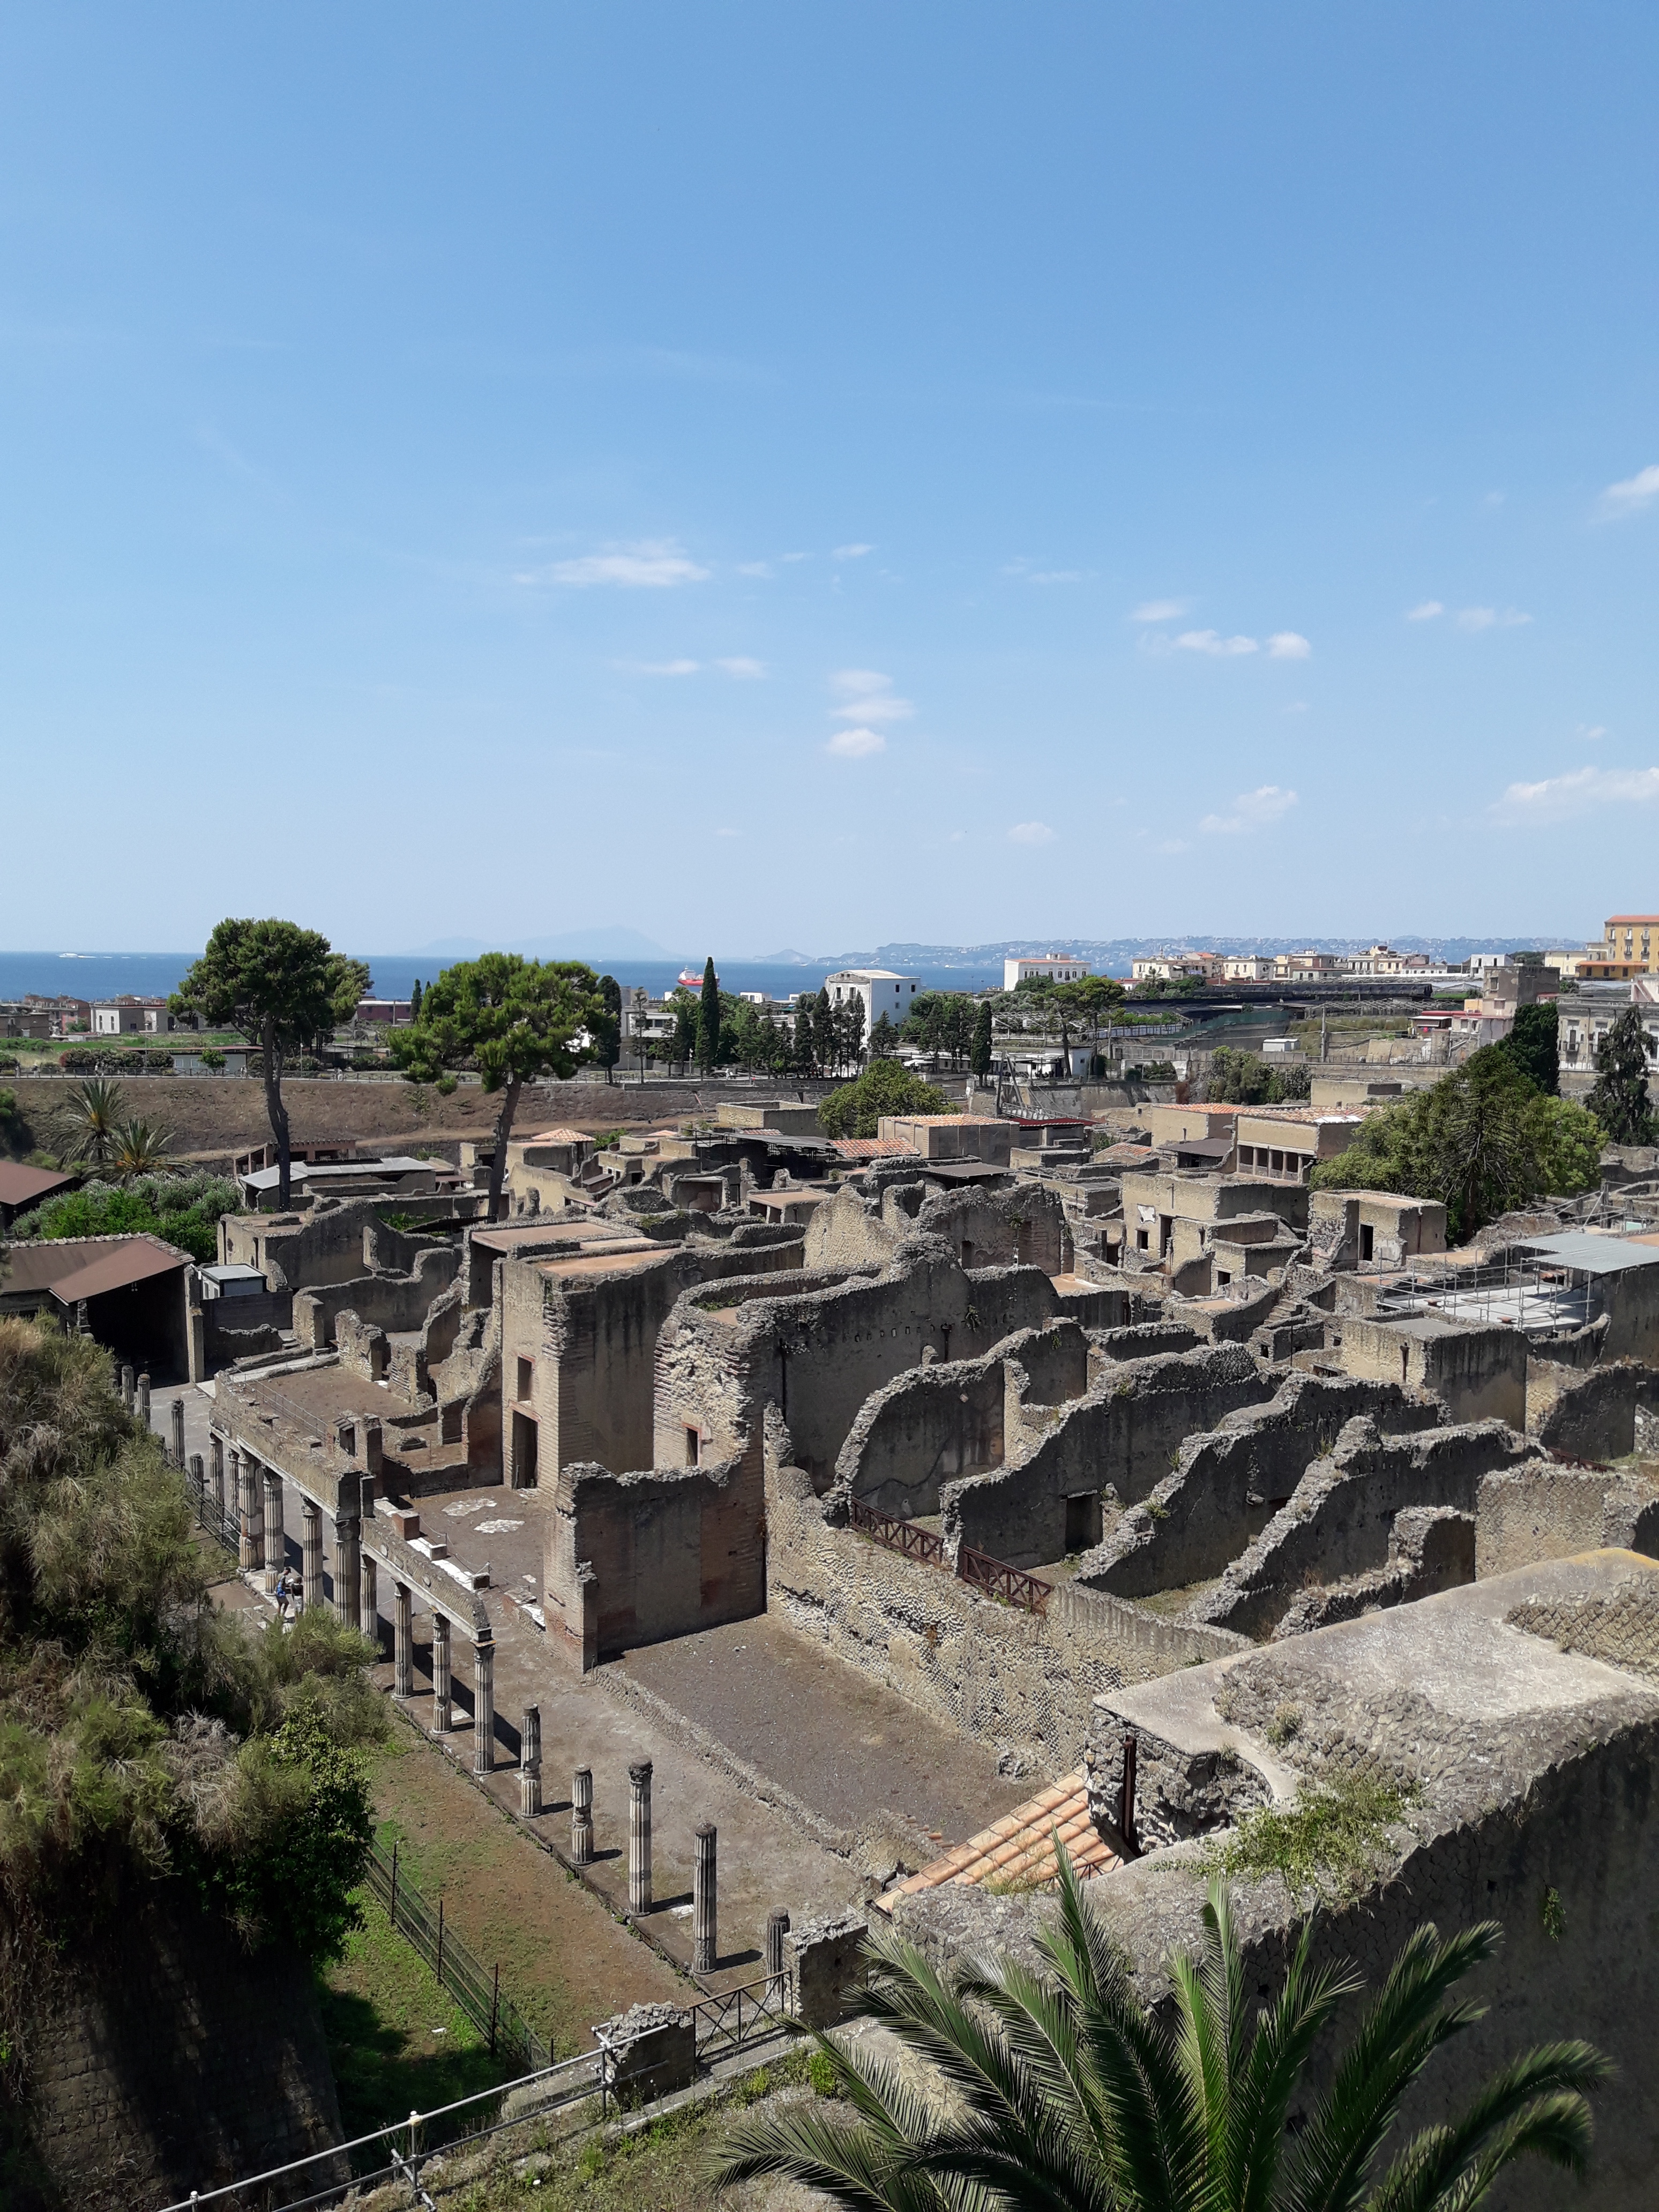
1216,1269,1231,1287
685,1426,700,1467
516,1356,533,1401
1064,1491,1102,1551
1360,1224,1374,1263
512,1408,539,1488
1137,1229,1149,1251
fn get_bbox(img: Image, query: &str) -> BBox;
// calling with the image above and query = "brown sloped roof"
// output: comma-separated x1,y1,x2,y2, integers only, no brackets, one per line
37,1236,187,1304
0,1163,73,1208
879,1773,1117,1911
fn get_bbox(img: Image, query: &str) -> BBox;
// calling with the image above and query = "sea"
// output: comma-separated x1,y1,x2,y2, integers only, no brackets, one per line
0,951,1007,1006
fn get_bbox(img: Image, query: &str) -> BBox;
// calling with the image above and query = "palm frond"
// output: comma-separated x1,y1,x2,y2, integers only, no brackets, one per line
1362,2041,1609,2212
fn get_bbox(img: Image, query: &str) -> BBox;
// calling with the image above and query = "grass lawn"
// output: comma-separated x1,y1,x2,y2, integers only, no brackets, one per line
318,1887,515,2143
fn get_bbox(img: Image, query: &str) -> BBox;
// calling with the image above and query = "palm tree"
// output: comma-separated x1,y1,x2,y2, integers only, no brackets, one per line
61,1077,126,1169
713,1849,1606,2211
108,1117,173,1180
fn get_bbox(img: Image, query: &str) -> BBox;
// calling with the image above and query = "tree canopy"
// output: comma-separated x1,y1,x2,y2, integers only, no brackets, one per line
172,919,369,1206
0,1320,385,2015
1310,1046,1603,1238
818,1057,952,1139
696,958,721,1071
1205,1045,1311,1104
1498,999,1559,1095
390,953,606,1219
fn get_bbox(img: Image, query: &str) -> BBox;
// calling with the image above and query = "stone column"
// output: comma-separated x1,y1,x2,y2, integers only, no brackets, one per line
473,1638,495,1775
692,1823,716,1975
121,1363,135,1413
393,1581,413,1699
211,1433,225,1509
432,1615,452,1732
766,1909,790,2001
188,1451,203,1501
627,1760,653,1914
264,1468,285,1586
571,1766,594,1862
302,1499,323,1611
241,1453,264,1573
170,1397,185,1469
136,1373,151,1430
361,1551,379,1649
333,1509,361,1632
519,1706,542,1817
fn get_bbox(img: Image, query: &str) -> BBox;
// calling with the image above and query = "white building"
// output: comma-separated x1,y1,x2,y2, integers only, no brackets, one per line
827,968,920,1042
1223,955,1275,981
1003,954,1090,991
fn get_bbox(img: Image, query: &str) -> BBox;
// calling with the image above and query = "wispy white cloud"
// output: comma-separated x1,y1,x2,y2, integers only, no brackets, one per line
831,669,914,723
638,657,700,676
736,560,774,578
1130,597,1191,623
1200,785,1299,834
1266,632,1311,660
1406,601,1444,621
1456,606,1531,632
716,656,766,679
1575,723,1606,743
1492,764,1659,824
1600,463,1659,516
826,726,886,760
549,539,709,588
1177,629,1259,657
1007,558,1086,584
832,542,874,559
1007,821,1057,846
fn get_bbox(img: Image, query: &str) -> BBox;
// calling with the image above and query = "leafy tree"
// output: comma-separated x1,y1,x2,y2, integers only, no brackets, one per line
1499,1000,1559,1095
837,997,868,1074
389,954,606,1220
1206,1046,1312,1107
213,1702,375,1963
1058,974,1125,1070
1587,1004,1655,1146
10,1172,238,1265
812,987,836,1075
1311,1047,1604,1238
696,959,722,1071
818,1057,952,1139
869,1011,899,1058
61,1077,126,1169
971,998,994,1080
172,920,369,1205
408,976,423,1022
713,1847,1606,2212
663,987,699,1064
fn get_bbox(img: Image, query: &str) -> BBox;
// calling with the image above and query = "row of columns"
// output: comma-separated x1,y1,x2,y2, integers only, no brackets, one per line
390,1583,496,1774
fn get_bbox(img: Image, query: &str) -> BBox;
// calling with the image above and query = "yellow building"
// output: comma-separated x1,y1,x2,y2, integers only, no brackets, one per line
1579,913,1659,981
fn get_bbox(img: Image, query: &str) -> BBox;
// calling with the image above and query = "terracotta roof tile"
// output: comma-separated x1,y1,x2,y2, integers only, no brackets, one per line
890,1772,1119,1902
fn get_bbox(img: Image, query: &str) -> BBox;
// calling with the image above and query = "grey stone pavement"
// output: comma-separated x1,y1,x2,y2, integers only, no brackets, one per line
154,1384,1024,1992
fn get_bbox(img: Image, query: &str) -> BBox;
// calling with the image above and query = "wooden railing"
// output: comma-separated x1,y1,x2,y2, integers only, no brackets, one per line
845,1498,1051,1615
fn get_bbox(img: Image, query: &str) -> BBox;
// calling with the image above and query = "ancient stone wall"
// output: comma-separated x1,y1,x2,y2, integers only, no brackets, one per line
292,1244,461,1353
16,1880,343,2212
1081,1373,1442,1603
1476,1463,1659,1579
545,1454,765,1659
766,1451,1244,1778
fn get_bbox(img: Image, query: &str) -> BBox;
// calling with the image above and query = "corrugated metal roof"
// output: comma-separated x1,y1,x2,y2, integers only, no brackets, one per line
1518,1231,1659,1277
2,1235,186,1304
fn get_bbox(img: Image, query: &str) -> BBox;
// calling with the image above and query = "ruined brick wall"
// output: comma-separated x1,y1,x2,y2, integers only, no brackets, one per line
292,1244,461,1353
546,1455,765,1656
14,1881,343,2212
831,1351,1007,1519
767,1453,1243,1778
913,1185,1071,1276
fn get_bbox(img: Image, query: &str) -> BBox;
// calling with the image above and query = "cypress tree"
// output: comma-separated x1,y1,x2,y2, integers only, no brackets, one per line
813,986,835,1073
697,957,722,1070
409,977,423,1022
1588,1005,1655,1145
972,999,994,1080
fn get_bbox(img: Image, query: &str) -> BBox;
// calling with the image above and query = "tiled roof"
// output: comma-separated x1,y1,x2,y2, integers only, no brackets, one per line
526,1127,591,1144
831,1138,911,1159
883,1773,1117,1908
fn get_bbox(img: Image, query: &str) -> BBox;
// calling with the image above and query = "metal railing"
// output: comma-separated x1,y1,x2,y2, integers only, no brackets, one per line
183,1450,242,1556
368,1837,550,2074
687,1967,796,2059
845,1498,1052,1614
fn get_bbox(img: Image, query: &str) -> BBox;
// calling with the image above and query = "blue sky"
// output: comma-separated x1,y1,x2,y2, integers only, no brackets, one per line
3,4,1657,956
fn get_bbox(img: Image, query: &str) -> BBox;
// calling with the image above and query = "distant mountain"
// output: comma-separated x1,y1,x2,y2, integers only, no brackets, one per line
865,936,1579,973
401,926,676,961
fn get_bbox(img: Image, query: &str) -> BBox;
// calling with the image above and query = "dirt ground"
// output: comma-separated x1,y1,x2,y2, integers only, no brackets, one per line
5,1074,708,1164
368,1720,687,2057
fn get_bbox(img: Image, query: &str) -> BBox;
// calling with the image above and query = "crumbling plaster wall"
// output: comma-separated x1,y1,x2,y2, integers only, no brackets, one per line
1527,1355,1659,1462
1340,1314,1527,1428
220,1193,468,1291
943,1342,1276,1571
292,1244,461,1354
1476,1463,1659,1578
1193,1415,1540,1638
1080,1373,1443,1603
